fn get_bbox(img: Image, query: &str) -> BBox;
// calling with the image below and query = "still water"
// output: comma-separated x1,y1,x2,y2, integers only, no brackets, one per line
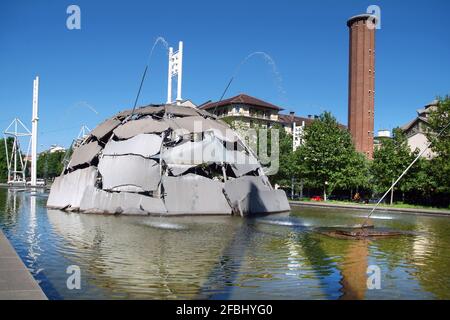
1,187,450,300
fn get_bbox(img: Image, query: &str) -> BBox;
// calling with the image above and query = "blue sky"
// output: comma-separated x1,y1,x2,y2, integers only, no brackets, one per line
1,0,449,151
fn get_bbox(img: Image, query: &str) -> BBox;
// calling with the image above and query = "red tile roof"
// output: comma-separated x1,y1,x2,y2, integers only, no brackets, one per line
199,94,284,111
278,114,314,126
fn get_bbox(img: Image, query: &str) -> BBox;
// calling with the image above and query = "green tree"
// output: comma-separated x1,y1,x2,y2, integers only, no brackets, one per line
0,137,14,183
37,151,66,179
294,112,368,200
371,128,417,198
341,151,371,192
407,157,438,201
426,96,450,193
268,124,295,188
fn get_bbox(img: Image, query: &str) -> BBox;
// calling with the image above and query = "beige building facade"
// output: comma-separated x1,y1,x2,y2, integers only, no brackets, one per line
401,100,438,159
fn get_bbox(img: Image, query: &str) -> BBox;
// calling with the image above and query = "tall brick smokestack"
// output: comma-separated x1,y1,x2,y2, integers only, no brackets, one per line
347,14,376,159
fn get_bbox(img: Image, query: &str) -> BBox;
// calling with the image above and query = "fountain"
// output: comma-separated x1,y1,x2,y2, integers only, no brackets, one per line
47,39,290,216
47,103,290,216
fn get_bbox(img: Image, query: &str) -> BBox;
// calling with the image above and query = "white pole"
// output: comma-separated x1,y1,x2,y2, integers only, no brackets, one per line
166,47,173,104
31,76,39,186
14,120,17,181
176,41,183,104
292,121,296,152
13,138,17,181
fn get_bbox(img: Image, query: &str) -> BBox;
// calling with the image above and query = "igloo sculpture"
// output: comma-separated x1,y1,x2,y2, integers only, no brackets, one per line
47,103,290,216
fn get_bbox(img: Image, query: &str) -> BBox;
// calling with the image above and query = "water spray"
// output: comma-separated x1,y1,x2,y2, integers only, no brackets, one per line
131,36,169,116
213,51,286,115
235,52,286,97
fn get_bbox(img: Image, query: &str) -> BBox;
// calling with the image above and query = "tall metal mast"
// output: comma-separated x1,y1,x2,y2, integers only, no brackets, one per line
31,76,39,186
166,41,183,105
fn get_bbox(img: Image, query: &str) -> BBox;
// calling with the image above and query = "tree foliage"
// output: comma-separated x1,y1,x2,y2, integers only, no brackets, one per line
268,124,295,187
0,137,14,183
426,96,450,192
37,151,65,179
294,112,368,199
371,128,417,194
370,96,450,206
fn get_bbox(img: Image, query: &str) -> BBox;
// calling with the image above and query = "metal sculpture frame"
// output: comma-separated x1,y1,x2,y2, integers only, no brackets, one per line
3,118,32,185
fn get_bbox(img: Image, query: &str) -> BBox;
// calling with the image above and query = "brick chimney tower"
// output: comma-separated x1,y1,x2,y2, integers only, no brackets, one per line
347,14,376,159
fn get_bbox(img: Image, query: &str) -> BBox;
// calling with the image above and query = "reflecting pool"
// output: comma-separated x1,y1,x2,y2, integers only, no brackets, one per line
1,187,450,299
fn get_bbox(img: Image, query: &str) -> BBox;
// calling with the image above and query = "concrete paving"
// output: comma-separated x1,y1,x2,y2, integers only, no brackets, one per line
0,229,47,300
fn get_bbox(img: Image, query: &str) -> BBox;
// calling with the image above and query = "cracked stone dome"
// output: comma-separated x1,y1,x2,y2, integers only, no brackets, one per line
47,103,290,216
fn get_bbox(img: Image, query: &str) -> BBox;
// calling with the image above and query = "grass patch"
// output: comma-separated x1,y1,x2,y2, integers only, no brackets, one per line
323,200,450,212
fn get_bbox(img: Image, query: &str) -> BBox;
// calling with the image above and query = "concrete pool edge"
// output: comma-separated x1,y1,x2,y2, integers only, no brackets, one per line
0,229,47,300
290,201,450,217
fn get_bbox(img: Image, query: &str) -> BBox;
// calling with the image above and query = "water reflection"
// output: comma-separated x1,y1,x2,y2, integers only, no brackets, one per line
47,210,241,299
27,191,42,277
339,240,369,300
1,188,450,299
